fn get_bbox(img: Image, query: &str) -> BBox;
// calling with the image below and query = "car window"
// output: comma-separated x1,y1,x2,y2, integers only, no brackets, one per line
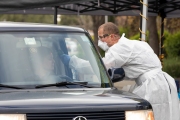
0,32,112,88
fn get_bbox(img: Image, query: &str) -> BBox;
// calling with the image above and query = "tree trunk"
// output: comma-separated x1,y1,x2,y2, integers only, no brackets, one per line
147,16,159,56
91,15,105,52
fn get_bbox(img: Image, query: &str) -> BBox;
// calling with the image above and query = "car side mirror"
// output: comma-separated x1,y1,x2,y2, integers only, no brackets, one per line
108,68,125,83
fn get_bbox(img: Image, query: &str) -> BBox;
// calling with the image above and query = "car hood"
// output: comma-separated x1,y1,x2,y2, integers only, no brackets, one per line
0,88,150,113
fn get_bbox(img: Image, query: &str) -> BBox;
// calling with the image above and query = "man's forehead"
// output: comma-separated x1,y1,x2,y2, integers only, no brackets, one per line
98,28,104,34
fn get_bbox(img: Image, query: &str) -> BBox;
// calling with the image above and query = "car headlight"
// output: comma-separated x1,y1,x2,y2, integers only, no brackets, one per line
126,110,154,120
0,114,26,120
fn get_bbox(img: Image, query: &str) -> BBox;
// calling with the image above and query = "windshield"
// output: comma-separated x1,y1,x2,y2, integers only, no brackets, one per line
0,32,112,88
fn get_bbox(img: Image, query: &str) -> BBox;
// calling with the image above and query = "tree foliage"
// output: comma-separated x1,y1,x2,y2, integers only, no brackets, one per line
147,16,159,56
163,57,180,78
166,18,180,33
162,31,180,78
0,14,54,24
59,15,93,30
116,16,140,37
59,15,80,26
164,31,180,57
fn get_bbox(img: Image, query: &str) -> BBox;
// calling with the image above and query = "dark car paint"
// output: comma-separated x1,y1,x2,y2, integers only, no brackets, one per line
0,88,151,113
0,22,85,32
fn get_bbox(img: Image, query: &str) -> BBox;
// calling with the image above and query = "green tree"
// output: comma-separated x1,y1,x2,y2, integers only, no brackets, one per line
164,31,180,57
0,14,54,24
166,18,180,33
59,15,93,30
147,16,159,56
59,15,79,26
91,15,105,56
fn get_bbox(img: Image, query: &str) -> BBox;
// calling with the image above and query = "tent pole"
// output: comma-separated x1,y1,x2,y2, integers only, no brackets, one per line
54,6,58,24
105,16,108,23
139,0,148,41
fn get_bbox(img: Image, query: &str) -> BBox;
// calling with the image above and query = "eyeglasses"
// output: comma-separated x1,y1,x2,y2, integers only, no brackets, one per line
98,34,110,39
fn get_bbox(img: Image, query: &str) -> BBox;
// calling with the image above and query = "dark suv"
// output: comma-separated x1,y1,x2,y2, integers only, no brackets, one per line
0,22,153,120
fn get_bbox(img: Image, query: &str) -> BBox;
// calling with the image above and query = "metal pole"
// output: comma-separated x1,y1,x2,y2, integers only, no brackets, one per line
54,6,58,24
140,0,148,41
105,16,108,23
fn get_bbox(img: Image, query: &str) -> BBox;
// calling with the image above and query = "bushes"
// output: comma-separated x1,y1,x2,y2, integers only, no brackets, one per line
163,31,180,78
162,57,180,78
164,31,180,57
119,27,130,38
130,33,140,40
129,31,149,42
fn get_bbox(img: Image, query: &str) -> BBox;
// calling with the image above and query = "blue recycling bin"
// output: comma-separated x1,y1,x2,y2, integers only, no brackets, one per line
175,80,179,92
175,80,180,99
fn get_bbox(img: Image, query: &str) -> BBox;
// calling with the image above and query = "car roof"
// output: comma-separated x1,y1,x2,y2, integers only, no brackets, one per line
0,22,86,32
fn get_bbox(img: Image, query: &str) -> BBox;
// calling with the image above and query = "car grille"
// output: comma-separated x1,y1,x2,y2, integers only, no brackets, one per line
27,111,125,120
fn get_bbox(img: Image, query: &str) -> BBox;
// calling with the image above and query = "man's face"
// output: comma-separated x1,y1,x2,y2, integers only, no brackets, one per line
98,28,112,47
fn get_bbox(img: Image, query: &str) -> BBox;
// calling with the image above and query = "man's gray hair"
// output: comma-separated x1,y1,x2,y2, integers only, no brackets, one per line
99,22,120,36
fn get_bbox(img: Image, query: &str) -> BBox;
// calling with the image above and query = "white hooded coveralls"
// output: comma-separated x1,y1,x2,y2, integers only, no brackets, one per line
102,34,180,120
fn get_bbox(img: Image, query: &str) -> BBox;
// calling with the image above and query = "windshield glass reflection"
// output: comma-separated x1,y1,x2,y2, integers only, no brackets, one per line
0,32,112,88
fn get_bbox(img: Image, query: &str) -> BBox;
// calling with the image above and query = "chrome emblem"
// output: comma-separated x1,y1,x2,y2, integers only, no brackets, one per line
73,116,87,120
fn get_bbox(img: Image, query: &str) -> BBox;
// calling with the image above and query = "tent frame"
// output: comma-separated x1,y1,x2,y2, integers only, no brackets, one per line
1,0,180,60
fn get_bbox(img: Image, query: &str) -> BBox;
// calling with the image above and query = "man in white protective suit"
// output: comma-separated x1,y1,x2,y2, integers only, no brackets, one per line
97,22,180,120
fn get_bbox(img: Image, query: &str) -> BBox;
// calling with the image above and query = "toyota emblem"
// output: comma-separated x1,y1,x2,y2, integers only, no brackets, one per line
73,116,87,120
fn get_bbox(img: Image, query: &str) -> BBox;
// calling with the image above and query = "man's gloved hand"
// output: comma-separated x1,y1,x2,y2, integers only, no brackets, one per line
60,54,70,66
108,68,125,83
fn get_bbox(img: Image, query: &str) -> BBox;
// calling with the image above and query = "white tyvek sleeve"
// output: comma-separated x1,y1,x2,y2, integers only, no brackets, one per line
102,41,132,70
102,52,116,70
69,55,94,74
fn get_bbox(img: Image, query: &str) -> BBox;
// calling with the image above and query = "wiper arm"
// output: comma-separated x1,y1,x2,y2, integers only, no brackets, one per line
35,81,94,88
0,84,23,89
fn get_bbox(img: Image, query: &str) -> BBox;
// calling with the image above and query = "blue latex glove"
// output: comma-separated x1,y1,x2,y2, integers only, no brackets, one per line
60,54,70,66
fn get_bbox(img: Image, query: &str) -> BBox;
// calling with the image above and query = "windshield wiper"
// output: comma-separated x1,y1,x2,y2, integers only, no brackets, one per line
35,81,94,88
0,84,23,89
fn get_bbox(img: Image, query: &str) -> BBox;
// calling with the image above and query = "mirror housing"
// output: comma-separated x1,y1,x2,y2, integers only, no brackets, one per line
108,68,125,83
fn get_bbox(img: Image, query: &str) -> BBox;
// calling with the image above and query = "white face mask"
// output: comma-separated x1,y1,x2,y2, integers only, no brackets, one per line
98,40,109,52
